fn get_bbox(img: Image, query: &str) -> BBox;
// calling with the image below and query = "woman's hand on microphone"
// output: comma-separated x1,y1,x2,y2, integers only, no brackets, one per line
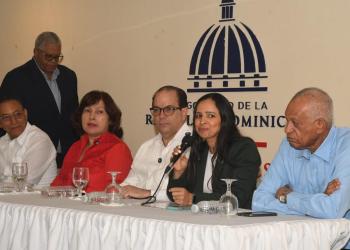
172,145,189,179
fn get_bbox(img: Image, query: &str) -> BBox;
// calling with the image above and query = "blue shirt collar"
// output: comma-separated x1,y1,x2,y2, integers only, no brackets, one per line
296,127,336,162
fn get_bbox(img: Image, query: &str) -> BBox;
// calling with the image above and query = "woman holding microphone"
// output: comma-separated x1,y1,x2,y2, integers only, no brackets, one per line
167,93,261,209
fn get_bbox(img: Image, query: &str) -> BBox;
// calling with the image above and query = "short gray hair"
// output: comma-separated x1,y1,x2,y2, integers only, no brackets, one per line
291,87,333,127
34,31,61,49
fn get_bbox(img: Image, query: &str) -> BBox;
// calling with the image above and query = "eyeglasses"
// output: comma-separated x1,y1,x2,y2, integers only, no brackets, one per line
37,49,64,63
149,106,182,116
0,111,25,123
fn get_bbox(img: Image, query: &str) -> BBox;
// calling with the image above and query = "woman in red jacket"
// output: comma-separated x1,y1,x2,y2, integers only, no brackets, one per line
51,90,132,192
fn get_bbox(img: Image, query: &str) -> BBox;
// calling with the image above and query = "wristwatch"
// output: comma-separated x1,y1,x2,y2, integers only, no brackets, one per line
279,194,287,204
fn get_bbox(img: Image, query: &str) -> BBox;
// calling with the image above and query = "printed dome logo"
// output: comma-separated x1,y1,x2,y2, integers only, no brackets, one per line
188,0,268,93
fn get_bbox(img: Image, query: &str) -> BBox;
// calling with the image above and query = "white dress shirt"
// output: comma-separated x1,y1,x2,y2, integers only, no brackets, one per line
203,152,214,193
0,122,57,187
122,123,192,200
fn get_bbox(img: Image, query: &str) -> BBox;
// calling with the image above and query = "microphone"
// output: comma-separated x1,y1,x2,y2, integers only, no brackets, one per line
164,132,193,175
141,132,193,206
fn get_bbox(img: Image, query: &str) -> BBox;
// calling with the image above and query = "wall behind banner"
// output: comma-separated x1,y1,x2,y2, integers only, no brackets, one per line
1,0,350,175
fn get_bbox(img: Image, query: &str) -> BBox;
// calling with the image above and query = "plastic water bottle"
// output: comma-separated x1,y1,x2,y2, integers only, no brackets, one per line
191,200,221,214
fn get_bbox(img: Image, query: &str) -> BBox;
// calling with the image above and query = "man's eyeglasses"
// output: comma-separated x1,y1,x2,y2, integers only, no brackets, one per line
37,49,64,63
0,111,25,123
150,106,182,116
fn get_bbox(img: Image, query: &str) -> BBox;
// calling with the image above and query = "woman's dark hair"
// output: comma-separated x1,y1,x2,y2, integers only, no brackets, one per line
73,90,123,138
187,93,241,182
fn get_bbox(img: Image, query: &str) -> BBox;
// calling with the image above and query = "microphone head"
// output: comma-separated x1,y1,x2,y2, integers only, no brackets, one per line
164,132,193,174
180,132,193,151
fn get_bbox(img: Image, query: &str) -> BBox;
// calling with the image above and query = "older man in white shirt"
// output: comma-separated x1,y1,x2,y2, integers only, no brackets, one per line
121,86,191,201
0,96,57,187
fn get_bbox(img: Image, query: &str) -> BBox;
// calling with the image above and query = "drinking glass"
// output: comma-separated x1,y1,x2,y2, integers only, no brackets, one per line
12,162,28,192
219,178,239,216
72,167,89,197
104,171,122,204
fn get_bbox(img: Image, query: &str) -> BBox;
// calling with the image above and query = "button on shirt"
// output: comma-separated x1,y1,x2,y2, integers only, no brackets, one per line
122,123,192,201
0,122,57,187
253,127,350,221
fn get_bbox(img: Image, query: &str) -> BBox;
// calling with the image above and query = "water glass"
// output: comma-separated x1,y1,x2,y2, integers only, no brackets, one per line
219,178,239,216
72,167,89,197
105,171,122,204
12,162,28,192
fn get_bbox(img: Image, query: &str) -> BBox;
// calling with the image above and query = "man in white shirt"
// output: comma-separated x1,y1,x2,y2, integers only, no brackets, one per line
121,85,191,200
0,96,57,187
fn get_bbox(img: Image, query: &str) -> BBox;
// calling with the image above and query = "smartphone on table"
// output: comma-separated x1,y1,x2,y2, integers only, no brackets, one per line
237,211,277,217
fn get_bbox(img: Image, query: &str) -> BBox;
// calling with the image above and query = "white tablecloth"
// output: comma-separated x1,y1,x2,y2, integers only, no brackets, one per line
0,193,349,250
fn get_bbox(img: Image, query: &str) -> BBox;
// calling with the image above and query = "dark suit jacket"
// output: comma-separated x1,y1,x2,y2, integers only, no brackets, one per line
167,136,261,209
0,59,79,157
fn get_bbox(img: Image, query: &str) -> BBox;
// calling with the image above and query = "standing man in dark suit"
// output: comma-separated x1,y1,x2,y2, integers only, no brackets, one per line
0,31,79,168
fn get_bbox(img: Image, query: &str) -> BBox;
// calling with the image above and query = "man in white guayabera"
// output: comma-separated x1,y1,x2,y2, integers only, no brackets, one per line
121,85,191,200
0,96,56,188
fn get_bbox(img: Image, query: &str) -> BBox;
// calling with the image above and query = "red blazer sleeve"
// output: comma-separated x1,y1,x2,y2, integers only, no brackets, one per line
50,144,77,186
105,142,132,184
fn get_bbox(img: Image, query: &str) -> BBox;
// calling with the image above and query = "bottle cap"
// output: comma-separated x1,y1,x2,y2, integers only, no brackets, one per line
191,204,200,213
